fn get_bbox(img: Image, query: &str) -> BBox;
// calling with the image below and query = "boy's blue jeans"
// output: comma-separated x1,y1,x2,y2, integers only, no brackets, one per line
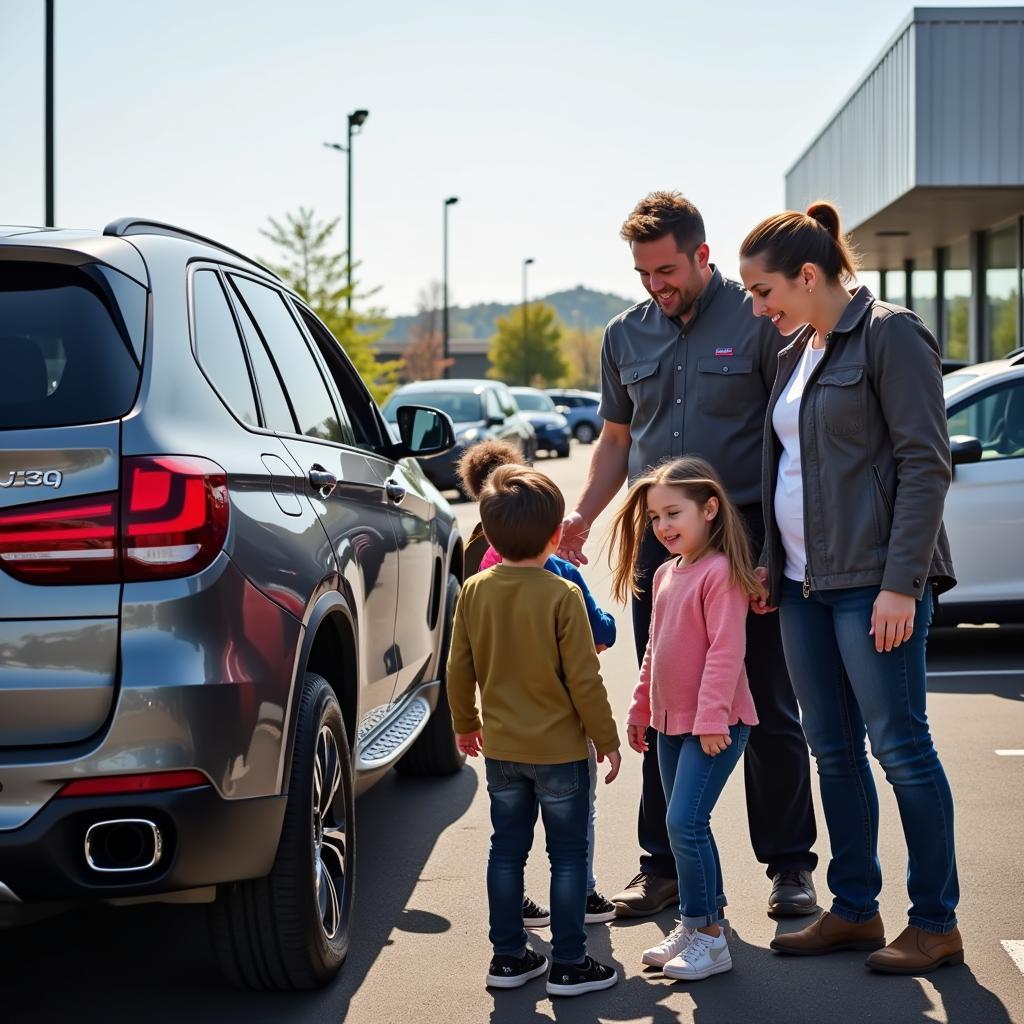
485,757,590,964
779,579,959,933
657,724,750,927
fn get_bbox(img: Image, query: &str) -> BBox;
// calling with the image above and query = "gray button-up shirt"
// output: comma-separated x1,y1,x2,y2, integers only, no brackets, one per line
599,266,784,506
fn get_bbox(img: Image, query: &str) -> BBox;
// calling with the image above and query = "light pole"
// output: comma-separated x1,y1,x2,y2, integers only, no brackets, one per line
442,196,459,378
323,108,369,311
45,0,54,226
522,257,534,385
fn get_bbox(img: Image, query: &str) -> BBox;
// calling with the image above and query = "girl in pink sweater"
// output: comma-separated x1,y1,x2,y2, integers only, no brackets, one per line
609,456,762,984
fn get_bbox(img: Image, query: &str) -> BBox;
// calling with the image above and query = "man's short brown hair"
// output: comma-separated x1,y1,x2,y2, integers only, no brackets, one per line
620,190,706,254
479,465,565,561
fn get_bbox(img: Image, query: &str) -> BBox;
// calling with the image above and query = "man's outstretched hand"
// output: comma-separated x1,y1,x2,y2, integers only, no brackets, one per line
558,511,591,566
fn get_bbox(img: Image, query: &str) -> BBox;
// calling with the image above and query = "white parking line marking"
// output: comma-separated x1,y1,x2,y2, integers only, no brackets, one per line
1001,940,1024,975
928,669,1024,677
995,750,1024,756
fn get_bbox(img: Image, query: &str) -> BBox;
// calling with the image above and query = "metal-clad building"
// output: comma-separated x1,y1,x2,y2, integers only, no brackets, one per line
786,7,1024,362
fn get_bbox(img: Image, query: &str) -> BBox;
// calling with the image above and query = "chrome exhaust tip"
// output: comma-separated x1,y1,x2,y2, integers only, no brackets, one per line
84,819,163,873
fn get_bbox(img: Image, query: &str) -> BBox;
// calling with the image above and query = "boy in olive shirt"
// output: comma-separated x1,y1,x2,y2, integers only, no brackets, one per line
447,465,621,998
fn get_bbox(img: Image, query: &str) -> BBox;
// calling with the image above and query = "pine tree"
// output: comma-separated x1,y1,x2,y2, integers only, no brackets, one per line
259,207,402,404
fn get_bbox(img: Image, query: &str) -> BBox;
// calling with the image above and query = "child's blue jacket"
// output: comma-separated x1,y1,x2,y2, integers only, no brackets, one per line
544,555,617,649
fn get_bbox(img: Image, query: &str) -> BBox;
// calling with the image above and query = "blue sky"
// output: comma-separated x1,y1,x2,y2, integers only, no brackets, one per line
2,1,1017,316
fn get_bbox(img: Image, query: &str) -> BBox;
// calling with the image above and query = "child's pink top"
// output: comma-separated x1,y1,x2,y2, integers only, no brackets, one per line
627,552,758,736
479,545,502,572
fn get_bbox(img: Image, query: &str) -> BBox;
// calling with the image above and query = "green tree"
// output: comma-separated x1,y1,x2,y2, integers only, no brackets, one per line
559,324,603,390
487,302,567,386
259,207,402,404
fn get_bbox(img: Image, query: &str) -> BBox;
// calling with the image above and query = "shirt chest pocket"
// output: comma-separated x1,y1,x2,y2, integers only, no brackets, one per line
620,360,661,418
817,364,866,436
696,356,754,416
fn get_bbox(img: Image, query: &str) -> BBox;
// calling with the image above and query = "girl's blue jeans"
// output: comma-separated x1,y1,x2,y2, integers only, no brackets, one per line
657,724,750,927
485,757,590,964
779,579,959,933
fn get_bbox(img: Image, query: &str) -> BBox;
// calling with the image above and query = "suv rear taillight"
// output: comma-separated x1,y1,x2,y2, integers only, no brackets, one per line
0,456,228,585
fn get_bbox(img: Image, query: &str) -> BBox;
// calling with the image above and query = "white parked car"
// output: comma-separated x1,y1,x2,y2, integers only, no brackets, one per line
940,349,1024,624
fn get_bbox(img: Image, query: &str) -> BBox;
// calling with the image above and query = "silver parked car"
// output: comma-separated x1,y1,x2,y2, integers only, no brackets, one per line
940,349,1024,624
0,220,466,989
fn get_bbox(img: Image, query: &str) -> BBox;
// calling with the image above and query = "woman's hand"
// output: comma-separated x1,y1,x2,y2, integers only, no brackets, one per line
627,724,648,753
699,733,732,757
870,589,917,653
750,566,776,614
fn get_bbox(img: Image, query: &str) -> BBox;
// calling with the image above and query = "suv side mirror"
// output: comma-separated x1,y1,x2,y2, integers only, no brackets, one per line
391,405,455,459
949,434,983,466
485,415,504,428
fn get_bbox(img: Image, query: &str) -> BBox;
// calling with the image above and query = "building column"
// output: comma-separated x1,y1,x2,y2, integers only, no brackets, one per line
903,258,915,311
969,231,985,363
935,246,946,352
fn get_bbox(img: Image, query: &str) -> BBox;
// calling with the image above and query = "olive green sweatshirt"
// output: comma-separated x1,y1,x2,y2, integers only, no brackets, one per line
446,563,620,764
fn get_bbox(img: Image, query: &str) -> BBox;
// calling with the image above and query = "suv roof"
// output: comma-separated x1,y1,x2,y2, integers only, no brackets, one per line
392,378,496,393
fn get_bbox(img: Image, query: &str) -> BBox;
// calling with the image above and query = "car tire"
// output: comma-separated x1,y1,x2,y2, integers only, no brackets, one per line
395,575,467,777
556,444,570,459
208,672,354,990
574,422,597,444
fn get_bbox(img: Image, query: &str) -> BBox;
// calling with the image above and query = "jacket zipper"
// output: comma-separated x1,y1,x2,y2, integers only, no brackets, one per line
796,330,833,600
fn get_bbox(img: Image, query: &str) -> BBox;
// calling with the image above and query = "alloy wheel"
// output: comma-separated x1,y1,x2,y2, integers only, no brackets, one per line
312,724,348,940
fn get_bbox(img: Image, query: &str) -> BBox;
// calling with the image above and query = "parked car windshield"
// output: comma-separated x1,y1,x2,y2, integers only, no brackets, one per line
383,390,482,424
512,390,557,412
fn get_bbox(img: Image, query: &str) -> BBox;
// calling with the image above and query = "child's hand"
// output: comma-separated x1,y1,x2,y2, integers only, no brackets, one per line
699,733,731,757
750,566,776,614
456,730,483,757
627,724,648,754
595,643,608,654
597,749,621,783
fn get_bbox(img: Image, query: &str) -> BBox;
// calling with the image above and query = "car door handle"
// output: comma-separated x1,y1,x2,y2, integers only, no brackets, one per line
308,464,337,498
385,479,406,504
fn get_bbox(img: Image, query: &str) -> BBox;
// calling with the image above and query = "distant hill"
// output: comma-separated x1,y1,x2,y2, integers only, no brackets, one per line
380,285,637,343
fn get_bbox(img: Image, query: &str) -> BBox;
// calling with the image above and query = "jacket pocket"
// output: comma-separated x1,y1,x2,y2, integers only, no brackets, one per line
696,355,754,416
818,364,865,436
872,464,894,515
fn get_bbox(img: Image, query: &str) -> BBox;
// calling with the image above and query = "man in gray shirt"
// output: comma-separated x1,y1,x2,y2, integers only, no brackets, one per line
559,191,818,918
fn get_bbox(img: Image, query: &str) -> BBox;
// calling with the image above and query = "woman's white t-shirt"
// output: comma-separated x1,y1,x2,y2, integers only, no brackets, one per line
772,340,827,582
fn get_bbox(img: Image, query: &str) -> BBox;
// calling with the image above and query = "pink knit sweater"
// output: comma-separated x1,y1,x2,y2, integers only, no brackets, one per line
627,552,758,736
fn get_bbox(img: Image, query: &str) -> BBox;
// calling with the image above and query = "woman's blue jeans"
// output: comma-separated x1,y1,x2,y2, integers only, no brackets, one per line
779,579,959,933
657,724,750,927
485,757,590,964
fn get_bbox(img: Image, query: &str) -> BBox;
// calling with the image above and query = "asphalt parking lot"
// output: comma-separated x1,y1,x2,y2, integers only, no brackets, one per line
1,441,1021,1024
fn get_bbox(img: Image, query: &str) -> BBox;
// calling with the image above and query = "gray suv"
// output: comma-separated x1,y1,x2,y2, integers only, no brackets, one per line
0,220,466,990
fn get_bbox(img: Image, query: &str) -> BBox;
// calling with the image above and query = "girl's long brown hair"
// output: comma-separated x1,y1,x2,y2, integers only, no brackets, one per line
608,456,763,604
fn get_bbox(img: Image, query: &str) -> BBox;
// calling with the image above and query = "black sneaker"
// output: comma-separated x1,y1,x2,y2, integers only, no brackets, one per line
523,894,550,928
546,955,618,997
584,890,617,924
486,948,549,989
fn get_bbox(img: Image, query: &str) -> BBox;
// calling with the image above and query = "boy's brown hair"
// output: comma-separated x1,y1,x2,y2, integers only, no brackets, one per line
479,465,564,562
456,439,525,500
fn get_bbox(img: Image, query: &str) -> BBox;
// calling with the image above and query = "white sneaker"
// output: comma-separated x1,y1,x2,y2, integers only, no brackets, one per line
641,922,695,967
663,929,732,981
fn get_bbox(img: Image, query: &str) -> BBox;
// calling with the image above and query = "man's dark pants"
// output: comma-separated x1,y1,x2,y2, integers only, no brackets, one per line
631,506,818,881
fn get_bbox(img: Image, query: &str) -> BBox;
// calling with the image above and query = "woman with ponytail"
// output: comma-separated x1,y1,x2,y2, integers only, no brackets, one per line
739,202,962,974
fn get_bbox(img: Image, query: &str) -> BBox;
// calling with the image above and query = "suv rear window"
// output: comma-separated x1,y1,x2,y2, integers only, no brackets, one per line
0,262,143,429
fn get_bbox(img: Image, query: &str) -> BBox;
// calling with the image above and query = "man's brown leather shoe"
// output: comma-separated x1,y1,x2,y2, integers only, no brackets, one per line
770,911,885,956
610,872,678,918
865,925,964,974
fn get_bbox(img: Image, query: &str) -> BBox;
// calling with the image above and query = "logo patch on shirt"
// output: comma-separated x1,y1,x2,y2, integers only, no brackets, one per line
714,347,734,357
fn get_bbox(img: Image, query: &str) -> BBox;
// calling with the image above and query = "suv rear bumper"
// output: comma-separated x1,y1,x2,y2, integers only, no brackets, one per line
0,785,285,903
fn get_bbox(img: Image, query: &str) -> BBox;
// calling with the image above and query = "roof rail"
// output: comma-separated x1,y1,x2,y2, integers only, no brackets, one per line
103,217,281,281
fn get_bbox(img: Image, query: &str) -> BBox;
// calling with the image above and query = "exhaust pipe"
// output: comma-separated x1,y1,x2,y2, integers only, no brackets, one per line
84,819,163,873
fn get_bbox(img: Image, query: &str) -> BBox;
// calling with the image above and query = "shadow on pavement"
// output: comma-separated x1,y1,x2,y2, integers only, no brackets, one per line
0,766,477,1024
484,916,1016,1024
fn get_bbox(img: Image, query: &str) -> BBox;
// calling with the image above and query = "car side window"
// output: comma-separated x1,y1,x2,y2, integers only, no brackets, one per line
294,304,384,450
191,270,259,427
229,276,348,445
948,380,1024,460
483,389,502,420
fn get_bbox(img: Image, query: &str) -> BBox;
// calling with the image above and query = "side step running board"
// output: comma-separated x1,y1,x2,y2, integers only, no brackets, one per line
355,680,440,772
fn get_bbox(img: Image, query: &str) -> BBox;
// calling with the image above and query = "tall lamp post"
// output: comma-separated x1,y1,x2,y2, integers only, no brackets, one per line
45,0,54,226
442,196,459,378
521,257,535,385
323,108,369,311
